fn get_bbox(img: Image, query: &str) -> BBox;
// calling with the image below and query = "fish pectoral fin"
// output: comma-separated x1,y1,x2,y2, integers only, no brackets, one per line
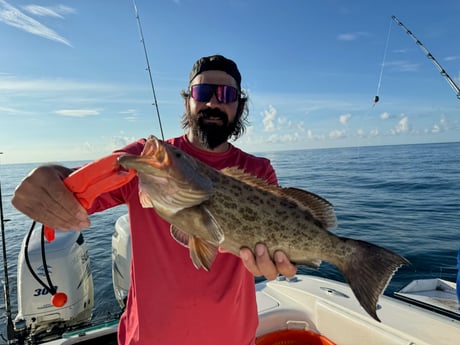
170,225,190,248
189,236,218,271
170,225,219,271
202,205,225,244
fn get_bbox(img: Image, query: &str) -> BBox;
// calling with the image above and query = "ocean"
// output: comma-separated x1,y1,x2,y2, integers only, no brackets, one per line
0,141,459,335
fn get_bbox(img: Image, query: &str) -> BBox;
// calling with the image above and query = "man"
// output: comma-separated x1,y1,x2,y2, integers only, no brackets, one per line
12,55,296,344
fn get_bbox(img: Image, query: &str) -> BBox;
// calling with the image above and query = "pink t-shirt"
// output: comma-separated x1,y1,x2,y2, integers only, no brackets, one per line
88,135,277,345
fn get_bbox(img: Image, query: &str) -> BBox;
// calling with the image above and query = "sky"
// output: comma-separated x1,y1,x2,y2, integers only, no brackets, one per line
0,0,459,164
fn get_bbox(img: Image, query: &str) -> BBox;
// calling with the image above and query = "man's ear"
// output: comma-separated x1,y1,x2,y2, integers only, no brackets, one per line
184,96,189,109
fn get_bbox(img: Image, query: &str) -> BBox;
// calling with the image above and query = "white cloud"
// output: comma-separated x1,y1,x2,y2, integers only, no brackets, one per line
351,128,380,139
393,115,411,134
262,105,277,132
54,109,99,117
385,60,420,72
337,32,370,41
277,117,288,126
0,105,19,115
305,129,327,142
380,112,390,120
265,132,300,144
119,109,139,122
337,33,356,41
339,113,351,125
431,124,441,133
109,134,137,150
329,129,346,139
0,0,72,46
22,5,76,18
444,56,460,62
431,114,450,133
369,129,380,137
0,76,121,92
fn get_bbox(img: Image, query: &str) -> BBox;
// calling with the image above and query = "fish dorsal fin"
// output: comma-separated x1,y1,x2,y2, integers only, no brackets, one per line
282,187,337,229
170,225,218,271
221,167,277,190
221,167,336,229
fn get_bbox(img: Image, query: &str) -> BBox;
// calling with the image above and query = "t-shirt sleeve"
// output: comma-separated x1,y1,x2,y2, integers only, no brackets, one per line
263,162,278,185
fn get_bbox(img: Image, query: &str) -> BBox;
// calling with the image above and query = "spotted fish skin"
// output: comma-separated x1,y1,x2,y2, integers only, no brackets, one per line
118,135,409,322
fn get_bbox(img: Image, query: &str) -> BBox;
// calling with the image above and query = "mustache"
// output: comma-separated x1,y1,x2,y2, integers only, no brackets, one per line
198,108,228,122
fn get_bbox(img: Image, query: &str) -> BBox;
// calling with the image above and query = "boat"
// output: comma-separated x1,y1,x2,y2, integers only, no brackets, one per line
394,278,459,319
14,274,460,345
4,214,460,345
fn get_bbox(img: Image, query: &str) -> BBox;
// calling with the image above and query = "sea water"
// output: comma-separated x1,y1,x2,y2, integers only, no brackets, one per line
0,142,459,335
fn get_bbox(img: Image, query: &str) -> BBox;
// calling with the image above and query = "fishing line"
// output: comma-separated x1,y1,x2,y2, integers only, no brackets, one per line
374,16,393,106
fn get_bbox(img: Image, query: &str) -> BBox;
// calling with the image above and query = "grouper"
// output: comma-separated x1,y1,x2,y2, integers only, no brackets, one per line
118,135,408,321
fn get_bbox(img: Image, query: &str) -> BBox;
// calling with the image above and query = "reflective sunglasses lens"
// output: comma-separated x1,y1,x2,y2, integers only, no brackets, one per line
190,84,238,103
191,84,214,102
216,85,238,103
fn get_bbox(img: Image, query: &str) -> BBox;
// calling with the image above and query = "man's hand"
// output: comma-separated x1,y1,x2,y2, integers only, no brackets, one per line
11,165,90,231
240,244,297,280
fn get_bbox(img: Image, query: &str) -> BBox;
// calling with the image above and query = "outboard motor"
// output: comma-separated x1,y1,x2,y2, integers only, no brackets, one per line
112,214,131,309
15,229,94,340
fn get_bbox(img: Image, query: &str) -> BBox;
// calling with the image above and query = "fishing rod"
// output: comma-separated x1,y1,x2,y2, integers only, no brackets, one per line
391,15,460,100
0,152,15,343
132,0,165,140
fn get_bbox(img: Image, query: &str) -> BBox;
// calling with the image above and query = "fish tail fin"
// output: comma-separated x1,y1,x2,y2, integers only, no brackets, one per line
336,238,409,322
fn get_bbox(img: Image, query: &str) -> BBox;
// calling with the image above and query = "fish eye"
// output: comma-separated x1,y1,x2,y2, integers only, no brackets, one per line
175,152,182,158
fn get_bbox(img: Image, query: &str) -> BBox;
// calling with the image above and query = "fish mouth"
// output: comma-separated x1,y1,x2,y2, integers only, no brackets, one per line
118,135,170,171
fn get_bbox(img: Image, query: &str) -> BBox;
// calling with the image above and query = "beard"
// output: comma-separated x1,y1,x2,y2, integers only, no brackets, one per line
188,108,237,150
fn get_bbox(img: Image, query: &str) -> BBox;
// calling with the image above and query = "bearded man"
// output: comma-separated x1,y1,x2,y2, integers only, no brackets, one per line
12,55,296,345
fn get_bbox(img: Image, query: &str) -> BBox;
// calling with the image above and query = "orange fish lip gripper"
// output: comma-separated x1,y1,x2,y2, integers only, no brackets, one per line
44,152,136,241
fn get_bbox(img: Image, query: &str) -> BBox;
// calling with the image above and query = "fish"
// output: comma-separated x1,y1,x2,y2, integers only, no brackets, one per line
118,135,409,322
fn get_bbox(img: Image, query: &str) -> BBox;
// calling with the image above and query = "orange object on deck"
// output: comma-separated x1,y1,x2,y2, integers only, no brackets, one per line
255,329,336,345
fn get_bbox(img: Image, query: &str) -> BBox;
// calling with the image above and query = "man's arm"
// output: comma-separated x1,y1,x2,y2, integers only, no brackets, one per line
11,165,91,230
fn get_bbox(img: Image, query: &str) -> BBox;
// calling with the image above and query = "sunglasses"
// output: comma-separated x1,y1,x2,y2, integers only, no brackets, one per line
189,84,239,104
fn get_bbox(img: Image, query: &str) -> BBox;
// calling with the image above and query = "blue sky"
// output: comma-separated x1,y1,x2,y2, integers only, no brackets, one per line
0,0,459,164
